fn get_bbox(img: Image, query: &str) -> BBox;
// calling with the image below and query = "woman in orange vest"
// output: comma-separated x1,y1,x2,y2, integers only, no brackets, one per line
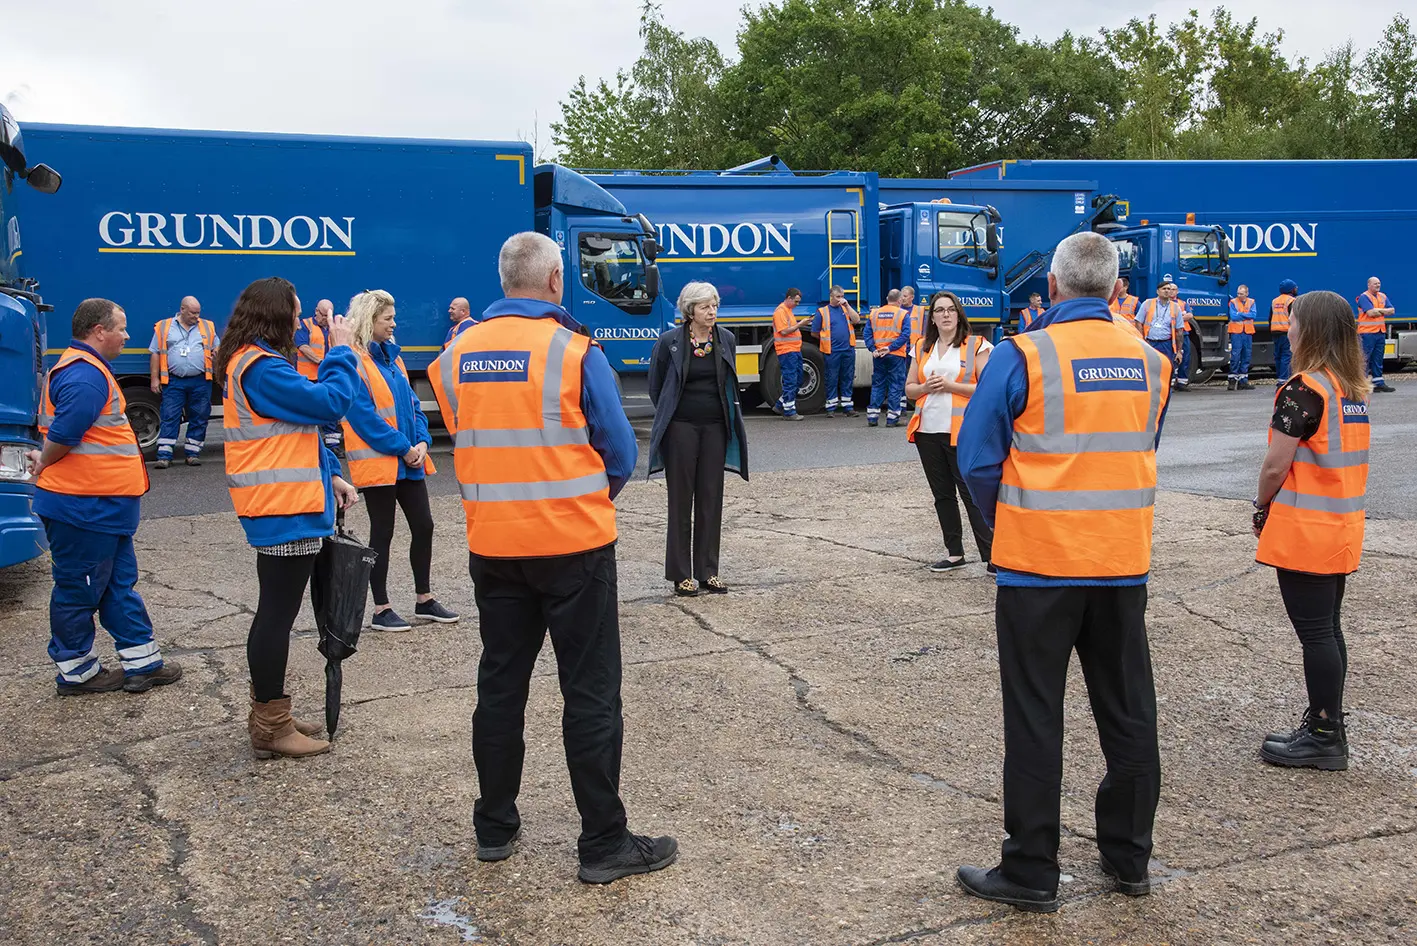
1253,290,1371,771
343,290,458,631
904,290,994,572
215,277,361,760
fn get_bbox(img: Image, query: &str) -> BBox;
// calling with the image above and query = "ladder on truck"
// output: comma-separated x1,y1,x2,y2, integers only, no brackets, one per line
827,210,861,307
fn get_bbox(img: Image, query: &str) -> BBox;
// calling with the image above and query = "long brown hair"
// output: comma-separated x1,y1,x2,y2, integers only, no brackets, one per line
922,291,971,354
1289,290,1373,401
213,277,300,379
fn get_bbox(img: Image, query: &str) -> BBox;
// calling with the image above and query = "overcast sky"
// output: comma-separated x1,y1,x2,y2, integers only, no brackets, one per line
4,0,1408,160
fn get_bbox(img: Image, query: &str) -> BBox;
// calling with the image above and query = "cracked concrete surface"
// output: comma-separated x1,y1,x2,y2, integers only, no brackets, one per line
1,465,1414,945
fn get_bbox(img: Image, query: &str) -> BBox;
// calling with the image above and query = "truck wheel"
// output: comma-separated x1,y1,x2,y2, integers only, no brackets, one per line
796,345,828,415
123,385,163,459
1188,339,1217,385
759,350,784,411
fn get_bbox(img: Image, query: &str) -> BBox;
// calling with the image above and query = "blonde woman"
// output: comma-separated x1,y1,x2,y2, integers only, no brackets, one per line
1253,290,1372,770
343,290,458,631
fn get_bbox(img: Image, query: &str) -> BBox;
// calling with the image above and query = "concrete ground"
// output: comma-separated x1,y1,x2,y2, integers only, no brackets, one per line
2,403,1416,945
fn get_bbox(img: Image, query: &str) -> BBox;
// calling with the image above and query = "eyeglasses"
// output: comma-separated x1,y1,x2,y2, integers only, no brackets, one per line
933,305,957,314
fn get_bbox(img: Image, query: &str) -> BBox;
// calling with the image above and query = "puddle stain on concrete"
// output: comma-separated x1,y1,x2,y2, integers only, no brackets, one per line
419,898,482,942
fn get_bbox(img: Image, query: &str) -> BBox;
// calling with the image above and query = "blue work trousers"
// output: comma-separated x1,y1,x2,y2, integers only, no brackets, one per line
824,349,856,413
1228,333,1253,381
42,518,160,685
1177,332,1191,383
157,374,212,459
775,350,802,416
1361,333,1385,381
867,355,907,423
1273,333,1292,382
1146,339,1175,368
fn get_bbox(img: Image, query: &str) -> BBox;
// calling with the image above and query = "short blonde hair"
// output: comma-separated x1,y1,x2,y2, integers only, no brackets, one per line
346,289,395,351
677,281,720,322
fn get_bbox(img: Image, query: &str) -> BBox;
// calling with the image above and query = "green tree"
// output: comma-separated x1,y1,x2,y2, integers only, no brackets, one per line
1098,14,1205,158
1201,8,1302,127
1278,42,1385,158
1364,14,1417,157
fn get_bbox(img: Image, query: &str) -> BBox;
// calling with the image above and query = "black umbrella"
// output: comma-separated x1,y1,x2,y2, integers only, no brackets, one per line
311,507,377,737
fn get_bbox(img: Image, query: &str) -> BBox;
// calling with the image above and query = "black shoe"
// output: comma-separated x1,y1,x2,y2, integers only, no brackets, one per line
1260,717,1348,770
414,599,461,623
956,865,1058,913
673,579,698,597
56,666,125,697
843,410,859,417
929,557,966,572
1375,382,1396,393
327,441,346,458
123,660,184,693
1238,380,1254,390
370,608,413,632
476,827,521,863
701,576,728,595
1227,379,1237,391
1264,707,1315,745
986,562,997,575
1099,853,1150,896
184,456,202,466
154,459,170,469
867,419,878,427
578,834,678,884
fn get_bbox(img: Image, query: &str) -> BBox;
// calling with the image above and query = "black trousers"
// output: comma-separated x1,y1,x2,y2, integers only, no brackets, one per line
914,431,993,561
1275,569,1348,718
995,584,1160,893
362,478,435,606
662,419,727,583
468,544,628,862
247,552,318,703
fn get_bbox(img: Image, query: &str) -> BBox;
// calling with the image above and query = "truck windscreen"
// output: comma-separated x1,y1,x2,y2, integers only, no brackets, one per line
578,233,654,314
935,211,991,267
1179,230,1225,277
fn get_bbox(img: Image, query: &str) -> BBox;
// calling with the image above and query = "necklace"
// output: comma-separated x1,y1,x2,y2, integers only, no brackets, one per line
691,334,713,357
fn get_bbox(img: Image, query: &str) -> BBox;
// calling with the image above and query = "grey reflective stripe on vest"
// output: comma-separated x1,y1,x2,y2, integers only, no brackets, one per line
228,467,324,488
355,357,398,421
1292,372,1367,469
434,346,459,418
40,352,129,432
963,336,977,380
345,448,384,462
224,419,311,442
1012,430,1158,453
1272,489,1365,515
542,327,574,424
37,413,54,427
68,442,141,456
454,426,590,449
999,483,1156,512
1294,446,1369,468
227,349,266,427
225,350,319,455
459,470,609,503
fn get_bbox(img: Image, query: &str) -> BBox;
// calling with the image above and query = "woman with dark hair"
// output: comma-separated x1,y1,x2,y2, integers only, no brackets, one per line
1253,290,1372,770
905,290,994,572
216,276,361,760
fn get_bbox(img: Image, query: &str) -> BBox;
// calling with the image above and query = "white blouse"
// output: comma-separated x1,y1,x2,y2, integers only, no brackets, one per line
917,337,994,435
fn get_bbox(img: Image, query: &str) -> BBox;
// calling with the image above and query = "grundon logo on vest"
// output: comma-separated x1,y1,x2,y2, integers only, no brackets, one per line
1073,357,1149,392
1341,400,1370,424
460,350,531,383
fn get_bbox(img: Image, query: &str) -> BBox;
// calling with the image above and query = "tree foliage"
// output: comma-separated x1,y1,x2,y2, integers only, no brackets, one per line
552,2,1417,170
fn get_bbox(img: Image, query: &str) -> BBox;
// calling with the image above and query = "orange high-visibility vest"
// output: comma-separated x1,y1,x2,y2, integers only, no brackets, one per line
428,317,616,558
772,303,802,355
991,320,1171,578
905,334,985,443
904,304,926,351
1112,313,1143,337
1138,298,1185,350
342,350,437,488
1110,294,1139,319
1020,305,1046,330
1356,290,1388,334
223,345,325,518
153,317,217,383
1228,297,1257,335
1270,295,1294,333
868,304,908,357
817,305,856,355
36,348,149,497
1256,370,1369,575
296,318,327,380
443,317,477,351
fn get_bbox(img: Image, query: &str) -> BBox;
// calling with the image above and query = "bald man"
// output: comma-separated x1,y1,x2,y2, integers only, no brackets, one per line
443,296,477,350
294,299,344,450
148,296,218,467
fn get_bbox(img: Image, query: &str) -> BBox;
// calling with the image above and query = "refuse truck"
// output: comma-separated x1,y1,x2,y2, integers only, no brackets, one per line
16,124,675,452
949,158,1417,373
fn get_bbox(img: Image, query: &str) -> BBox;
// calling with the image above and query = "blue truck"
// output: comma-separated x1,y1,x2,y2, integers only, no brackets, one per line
950,159,1417,373
0,105,62,568
16,124,675,453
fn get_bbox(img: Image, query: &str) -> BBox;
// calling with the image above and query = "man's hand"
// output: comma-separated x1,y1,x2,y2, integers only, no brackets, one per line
327,314,353,350
873,348,886,359
332,475,359,510
25,449,42,478
150,378,161,394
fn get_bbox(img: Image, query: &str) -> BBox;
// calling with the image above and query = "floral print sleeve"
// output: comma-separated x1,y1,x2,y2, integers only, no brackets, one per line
1270,378,1323,440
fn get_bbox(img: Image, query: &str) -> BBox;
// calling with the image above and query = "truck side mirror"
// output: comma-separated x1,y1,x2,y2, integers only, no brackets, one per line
642,237,659,262
646,263,661,299
985,222,999,255
24,164,61,194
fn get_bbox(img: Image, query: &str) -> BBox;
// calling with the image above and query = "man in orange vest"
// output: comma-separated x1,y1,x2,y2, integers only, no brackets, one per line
444,296,477,350
27,299,183,696
899,285,926,414
147,295,217,468
295,299,344,451
1136,276,1186,386
1109,276,1140,321
809,285,861,416
771,287,807,420
864,288,911,426
1270,280,1298,384
1226,284,1257,391
1355,277,1396,393
1018,292,1046,331
429,231,677,885
956,232,1170,912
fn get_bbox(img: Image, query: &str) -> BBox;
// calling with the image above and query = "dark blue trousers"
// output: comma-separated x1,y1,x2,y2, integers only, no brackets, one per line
157,374,212,459
824,350,856,413
775,350,803,416
1361,333,1385,381
1228,333,1253,381
1273,333,1292,382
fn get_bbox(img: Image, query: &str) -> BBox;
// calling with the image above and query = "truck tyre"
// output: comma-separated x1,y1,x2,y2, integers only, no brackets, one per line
123,384,163,460
1187,335,1217,385
761,345,827,415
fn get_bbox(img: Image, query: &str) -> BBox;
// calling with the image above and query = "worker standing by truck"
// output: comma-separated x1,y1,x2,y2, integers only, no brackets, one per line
295,299,344,453
148,296,217,468
771,288,807,420
1227,285,1257,391
1136,277,1185,382
1271,280,1298,384
1018,293,1046,331
1355,277,1396,393
810,286,861,417
1109,276,1139,322
899,285,926,415
444,296,477,350
864,289,911,427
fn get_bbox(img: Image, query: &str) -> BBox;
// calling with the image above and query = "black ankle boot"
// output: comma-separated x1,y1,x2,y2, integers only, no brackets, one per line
1261,716,1347,770
1264,707,1314,745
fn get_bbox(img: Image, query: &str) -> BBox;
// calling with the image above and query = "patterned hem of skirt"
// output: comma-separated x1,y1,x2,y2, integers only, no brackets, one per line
254,536,325,557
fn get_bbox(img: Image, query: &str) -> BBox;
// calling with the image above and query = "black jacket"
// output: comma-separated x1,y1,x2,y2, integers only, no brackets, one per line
646,324,749,480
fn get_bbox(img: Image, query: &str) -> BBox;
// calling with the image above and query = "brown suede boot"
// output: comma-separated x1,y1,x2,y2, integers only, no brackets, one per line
249,685,322,737
249,696,332,760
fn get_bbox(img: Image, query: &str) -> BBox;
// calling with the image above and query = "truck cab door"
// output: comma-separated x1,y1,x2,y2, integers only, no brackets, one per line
568,229,662,372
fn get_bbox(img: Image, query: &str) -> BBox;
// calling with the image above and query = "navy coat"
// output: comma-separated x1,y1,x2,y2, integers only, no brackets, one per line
646,324,749,480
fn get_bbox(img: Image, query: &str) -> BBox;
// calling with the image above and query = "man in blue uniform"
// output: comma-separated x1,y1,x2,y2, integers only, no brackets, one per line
809,285,861,416
863,289,911,427
148,296,217,468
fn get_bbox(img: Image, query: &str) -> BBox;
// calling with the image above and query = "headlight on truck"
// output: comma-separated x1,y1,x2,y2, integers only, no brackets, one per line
0,444,33,481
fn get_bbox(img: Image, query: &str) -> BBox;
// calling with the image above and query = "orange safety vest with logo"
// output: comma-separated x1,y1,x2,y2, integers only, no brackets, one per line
1020,305,1046,330
1270,295,1294,333
1137,298,1185,350
342,350,437,487
771,303,802,355
223,345,325,518
868,304,908,357
816,305,856,355
1256,370,1369,575
429,317,616,557
153,317,217,383
1227,297,1257,335
37,348,149,497
296,318,327,380
991,320,1171,578
905,334,985,443
1356,290,1388,334
1110,294,1139,319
